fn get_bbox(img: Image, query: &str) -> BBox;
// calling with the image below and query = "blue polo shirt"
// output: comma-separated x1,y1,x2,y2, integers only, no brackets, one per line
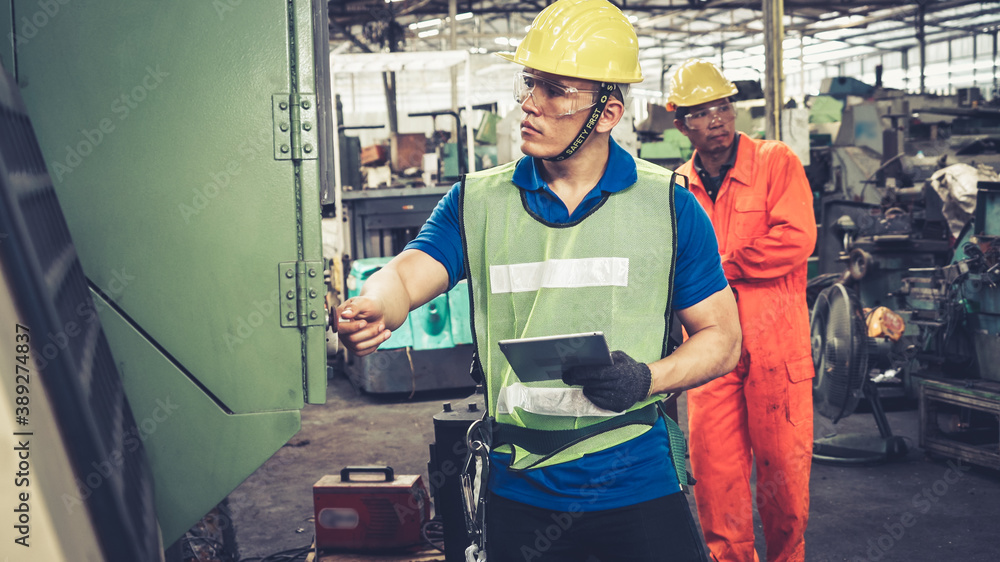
405,138,727,511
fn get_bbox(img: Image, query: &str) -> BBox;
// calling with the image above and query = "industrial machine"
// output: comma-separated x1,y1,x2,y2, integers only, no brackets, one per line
811,86,1000,469
328,50,478,191
0,0,336,557
342,257,475,394
810,283,909,463
915,182,1000,470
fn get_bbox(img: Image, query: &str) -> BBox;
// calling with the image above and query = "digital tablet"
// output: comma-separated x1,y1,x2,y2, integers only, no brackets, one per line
497,332,613,383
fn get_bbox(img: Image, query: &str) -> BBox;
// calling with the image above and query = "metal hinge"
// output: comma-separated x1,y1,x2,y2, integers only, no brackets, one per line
279,260,326,328
273,93,318,161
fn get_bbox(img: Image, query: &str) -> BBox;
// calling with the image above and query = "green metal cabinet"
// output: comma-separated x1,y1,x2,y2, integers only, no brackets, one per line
7,0,331,545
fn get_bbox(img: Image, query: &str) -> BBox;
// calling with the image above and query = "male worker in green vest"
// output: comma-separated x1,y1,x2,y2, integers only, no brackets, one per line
337,1,741,560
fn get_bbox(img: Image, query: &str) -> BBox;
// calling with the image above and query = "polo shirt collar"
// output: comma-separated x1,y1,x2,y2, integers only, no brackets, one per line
511,136,638,194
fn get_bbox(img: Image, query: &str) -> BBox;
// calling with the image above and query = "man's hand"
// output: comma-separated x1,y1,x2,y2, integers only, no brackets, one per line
336,296,392,357
334,249,450,357
562,351,652,413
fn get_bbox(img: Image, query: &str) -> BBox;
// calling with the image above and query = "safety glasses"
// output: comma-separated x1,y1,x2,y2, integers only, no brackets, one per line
683,102,737,130
514,71,602,117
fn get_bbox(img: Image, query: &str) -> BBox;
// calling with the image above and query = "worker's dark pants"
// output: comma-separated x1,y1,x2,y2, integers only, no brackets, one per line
486,491,710,562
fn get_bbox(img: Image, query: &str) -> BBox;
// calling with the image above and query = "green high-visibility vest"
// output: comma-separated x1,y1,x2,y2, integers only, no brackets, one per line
461,158,682,471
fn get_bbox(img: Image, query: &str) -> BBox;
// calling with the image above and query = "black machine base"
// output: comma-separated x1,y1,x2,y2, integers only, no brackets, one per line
428,393,486,562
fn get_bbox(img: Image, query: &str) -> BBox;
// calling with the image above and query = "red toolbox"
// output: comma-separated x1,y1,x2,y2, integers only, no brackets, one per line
313,466,430,551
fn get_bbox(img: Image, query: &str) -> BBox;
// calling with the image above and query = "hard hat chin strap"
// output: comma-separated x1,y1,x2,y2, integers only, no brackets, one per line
545,82,616,162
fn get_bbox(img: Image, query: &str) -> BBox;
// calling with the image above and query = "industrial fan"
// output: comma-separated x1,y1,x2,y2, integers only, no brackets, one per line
810,283,908,463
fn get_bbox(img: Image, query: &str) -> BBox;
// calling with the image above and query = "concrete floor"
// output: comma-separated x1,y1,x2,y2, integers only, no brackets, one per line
223,364,1000,562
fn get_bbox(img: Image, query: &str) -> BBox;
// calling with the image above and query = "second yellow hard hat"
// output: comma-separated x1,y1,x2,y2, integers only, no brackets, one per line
666,59,739,111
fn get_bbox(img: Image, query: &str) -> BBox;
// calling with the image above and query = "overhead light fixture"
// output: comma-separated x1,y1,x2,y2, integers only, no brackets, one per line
637,36,656,48
418,29,440,38
631,87,663,97
793,40,847,56
495,36,510,45
456,12,474,21
409,18,441,30
783,37,814,50
722,67,761,81
802,45,876,64
814,14,866,29
628,15,638,23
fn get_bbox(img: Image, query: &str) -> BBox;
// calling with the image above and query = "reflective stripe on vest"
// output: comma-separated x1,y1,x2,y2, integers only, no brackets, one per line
490,257,629,293
460,158,680,470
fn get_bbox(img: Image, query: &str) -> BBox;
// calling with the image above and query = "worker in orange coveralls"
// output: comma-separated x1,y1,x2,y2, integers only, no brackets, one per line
669,58,818,562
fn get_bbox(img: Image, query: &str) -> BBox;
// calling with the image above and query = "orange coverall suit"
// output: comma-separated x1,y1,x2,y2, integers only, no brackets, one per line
678,134,817,562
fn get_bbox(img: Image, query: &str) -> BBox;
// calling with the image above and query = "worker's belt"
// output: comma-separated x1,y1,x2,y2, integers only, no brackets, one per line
492,401,660,456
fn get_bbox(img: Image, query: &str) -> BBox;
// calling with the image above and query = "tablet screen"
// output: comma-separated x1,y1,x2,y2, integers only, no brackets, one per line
497,332,613,383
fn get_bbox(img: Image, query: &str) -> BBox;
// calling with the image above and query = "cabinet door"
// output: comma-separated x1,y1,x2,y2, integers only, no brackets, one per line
11,0,331,543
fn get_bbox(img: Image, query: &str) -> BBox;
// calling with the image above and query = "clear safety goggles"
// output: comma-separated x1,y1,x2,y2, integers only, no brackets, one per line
683,102,737,130
514,71,602,117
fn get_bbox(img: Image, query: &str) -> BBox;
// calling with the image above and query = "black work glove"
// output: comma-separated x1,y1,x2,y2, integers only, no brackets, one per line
562,350,653,413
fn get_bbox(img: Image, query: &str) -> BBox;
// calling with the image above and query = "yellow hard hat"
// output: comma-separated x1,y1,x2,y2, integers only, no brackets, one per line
666,59,739,111
496,0,643,84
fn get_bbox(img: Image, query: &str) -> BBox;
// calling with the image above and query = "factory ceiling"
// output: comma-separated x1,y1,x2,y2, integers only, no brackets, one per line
328,0,1000,77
